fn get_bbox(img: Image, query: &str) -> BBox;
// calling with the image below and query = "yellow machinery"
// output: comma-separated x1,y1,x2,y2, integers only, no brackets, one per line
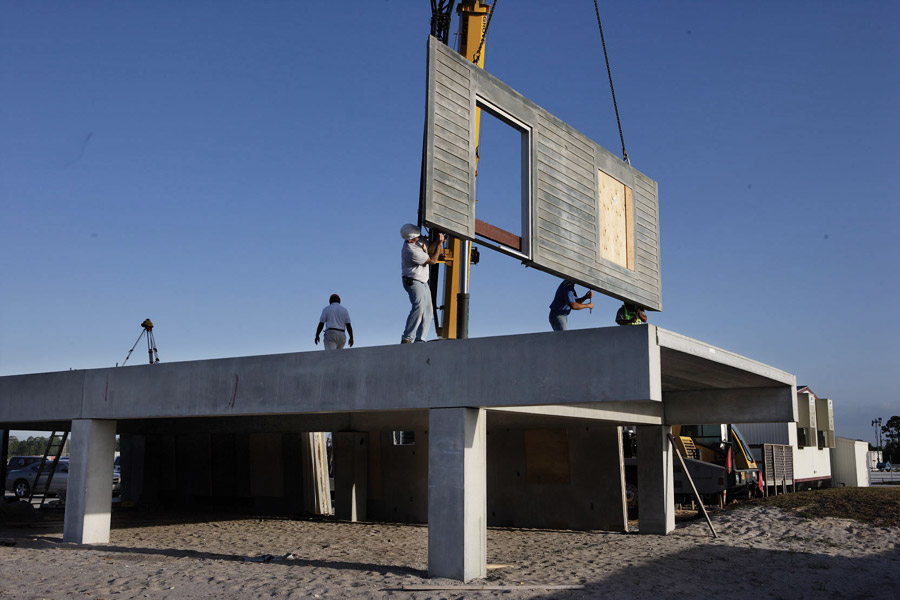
428,0,492,340
672,424,761,499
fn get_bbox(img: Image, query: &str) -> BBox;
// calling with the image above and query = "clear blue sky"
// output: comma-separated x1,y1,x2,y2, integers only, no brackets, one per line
1,1,897,445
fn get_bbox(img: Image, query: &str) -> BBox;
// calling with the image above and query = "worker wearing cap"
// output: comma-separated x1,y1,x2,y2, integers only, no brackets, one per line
400,223,445,343
548,279,594,331
315,294,354,350
615,302,647,326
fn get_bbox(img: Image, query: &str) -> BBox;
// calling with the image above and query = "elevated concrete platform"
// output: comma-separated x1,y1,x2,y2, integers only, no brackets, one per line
0,325,796,581
0,325,795,428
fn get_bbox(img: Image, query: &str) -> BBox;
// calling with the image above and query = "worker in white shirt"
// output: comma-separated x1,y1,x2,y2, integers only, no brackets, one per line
314,294,354,350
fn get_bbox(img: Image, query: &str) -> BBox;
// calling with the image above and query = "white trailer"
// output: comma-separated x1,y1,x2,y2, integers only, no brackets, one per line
737,387,834,490
831,437,869,488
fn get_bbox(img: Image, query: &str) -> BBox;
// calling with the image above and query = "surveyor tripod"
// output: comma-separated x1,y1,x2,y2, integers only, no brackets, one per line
121,318,160,366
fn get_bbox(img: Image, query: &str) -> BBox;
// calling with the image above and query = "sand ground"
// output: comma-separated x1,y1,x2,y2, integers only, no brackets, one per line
1,504,899,599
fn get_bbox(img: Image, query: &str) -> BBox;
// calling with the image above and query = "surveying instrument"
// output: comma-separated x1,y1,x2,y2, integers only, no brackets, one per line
121,318,160,366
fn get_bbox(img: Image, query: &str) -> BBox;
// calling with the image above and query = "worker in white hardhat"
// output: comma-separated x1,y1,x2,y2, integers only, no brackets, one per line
400,223,445,343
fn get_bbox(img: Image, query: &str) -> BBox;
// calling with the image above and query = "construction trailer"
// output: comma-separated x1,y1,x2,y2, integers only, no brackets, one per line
736,386,835,492
831,436,870,488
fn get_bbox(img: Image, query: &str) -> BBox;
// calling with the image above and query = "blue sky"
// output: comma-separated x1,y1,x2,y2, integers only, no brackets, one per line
1,1,897,445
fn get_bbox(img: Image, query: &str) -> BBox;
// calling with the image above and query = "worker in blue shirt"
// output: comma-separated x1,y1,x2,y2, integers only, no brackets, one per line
548,280,594,331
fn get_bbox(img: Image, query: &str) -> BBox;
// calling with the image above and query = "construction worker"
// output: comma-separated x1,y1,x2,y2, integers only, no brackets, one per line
315,294,354,350
548,280,594,331
615,302,647,326
400,223,444,343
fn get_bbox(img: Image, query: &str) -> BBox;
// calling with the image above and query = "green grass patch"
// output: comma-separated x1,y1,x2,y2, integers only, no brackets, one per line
737,487,900,527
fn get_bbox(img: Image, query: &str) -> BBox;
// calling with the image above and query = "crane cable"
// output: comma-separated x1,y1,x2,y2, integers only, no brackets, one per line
471,0,498,65
592,0,630,164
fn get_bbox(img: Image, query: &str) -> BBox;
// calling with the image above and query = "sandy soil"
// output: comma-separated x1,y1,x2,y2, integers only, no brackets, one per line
1,504,899,599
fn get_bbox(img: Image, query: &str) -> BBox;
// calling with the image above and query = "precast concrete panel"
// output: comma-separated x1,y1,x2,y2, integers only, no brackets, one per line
423,36,662,310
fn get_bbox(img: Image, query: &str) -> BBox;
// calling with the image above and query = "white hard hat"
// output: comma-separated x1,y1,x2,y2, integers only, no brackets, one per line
400,223,421,240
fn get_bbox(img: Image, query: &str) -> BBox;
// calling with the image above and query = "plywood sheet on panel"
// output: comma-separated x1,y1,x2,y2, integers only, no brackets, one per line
597,170,632,269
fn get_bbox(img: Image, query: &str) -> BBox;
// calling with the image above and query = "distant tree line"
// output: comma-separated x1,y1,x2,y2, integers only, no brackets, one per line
883,416,900,463
6,436,70,457
7,435,121,459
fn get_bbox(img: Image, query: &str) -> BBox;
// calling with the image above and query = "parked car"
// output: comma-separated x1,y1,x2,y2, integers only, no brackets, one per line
6,456,44,471
5,459,121,501
5,460,69,499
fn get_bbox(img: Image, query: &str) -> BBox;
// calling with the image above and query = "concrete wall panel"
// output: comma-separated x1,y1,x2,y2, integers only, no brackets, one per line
424,36,662,310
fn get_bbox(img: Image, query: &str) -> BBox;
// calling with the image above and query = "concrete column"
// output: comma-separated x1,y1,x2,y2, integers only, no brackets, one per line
64,419,117,544
334,432,368,521
427,407,486,582
0,429,9,485
636,424,674,534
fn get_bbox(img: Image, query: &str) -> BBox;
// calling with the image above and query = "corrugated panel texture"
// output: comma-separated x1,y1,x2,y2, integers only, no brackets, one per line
423,37,662,310
734,423,790,446
425,38,474,238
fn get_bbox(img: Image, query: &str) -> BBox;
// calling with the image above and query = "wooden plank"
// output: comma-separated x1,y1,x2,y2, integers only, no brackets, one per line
475,219,521,250
401,585,585,591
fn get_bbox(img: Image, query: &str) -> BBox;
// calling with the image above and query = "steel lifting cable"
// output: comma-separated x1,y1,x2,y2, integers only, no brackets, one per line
592,0,629,164
472,0,498,65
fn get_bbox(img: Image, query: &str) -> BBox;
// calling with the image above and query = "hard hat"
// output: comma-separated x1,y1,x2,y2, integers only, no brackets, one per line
400,223,421,240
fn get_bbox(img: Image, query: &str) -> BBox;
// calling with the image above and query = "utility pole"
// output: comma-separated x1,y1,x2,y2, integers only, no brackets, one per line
872,417,883,452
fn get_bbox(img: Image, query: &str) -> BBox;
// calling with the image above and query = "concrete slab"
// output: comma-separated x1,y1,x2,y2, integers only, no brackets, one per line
0,326,792,429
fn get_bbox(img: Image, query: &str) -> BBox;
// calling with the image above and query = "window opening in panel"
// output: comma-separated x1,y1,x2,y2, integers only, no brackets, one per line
474,102,529,255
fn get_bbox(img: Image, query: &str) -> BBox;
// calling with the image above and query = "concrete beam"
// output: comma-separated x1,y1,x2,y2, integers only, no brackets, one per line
489,400,663,425
636,425,674,534
64,419,116,544
0,370,85,423
1,326,660,424
664,386,797,424
334,432,368,522
428,408,486,582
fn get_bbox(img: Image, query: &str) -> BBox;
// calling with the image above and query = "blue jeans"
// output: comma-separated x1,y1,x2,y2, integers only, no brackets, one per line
549,311,568,331
403,278,433,342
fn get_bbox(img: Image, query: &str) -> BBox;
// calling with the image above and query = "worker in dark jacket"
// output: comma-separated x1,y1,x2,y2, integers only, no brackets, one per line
548,280,594,331
615,302,647,326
